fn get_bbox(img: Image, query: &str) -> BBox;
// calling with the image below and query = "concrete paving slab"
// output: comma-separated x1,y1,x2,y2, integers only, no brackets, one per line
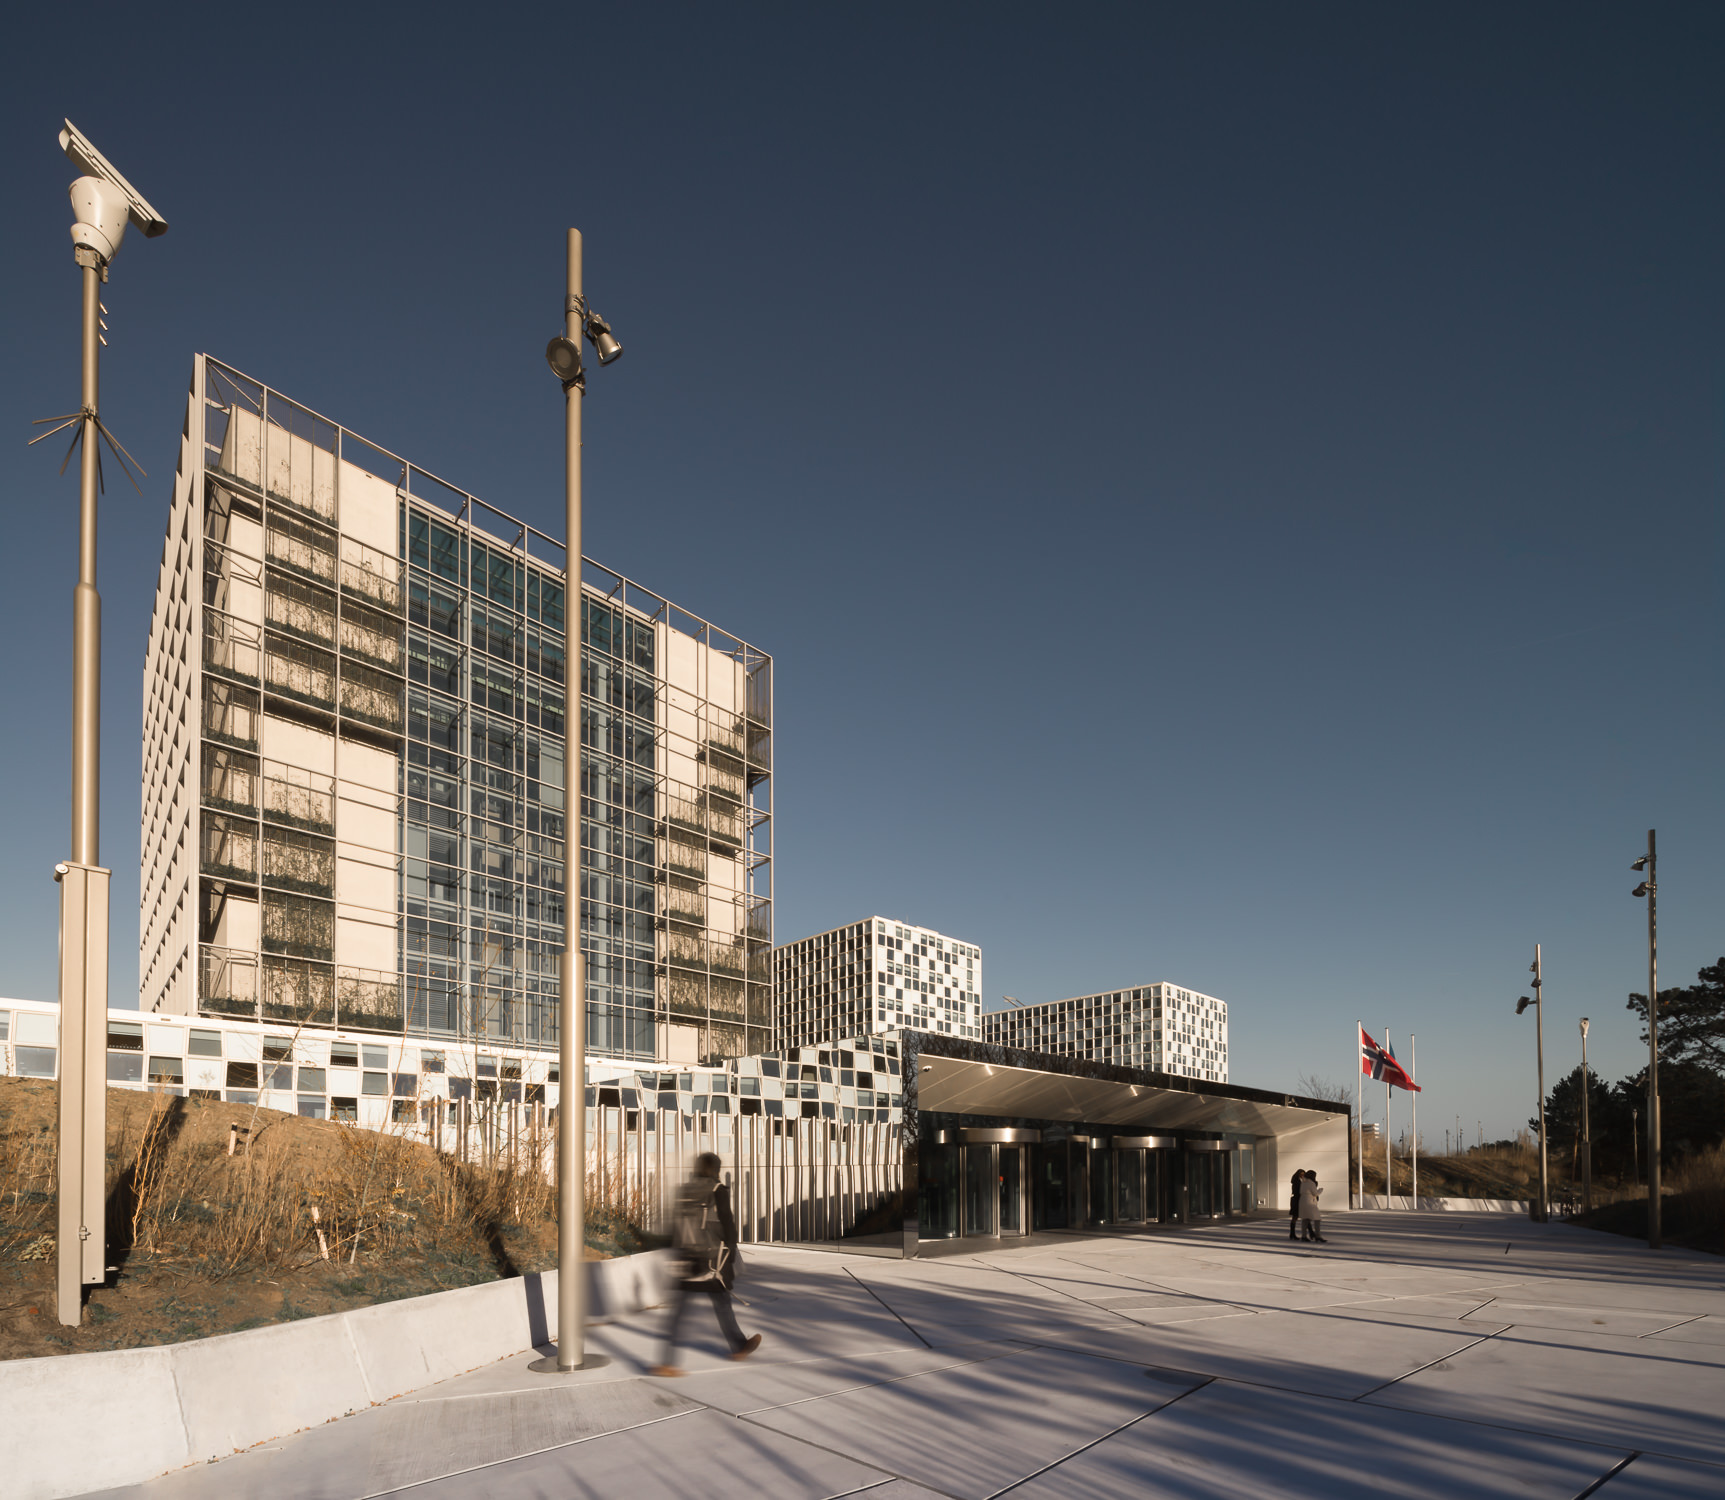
1645,1314,1725,1349
1366,1323,1725,1466
666,1342,1024,1416
825,1484,954,1500
1590,1453,1725,1499
741,1345,1202,1500
386,1405,887,1500
1461,1300,1702,1337
1033,1300,1499,1399
84,1378,701,1500
1002,1379,1626,1500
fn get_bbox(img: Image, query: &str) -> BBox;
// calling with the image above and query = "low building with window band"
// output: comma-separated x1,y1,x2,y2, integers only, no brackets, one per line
139,356,772,1069
983,983,1229,1082
773,916,982,1050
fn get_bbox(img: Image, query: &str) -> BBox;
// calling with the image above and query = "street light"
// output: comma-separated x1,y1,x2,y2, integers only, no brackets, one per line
31,121,166,1329
1579,1017,1592,1215
533,230,623,1375
1516,942,1549,1223
1631,831,1659,1249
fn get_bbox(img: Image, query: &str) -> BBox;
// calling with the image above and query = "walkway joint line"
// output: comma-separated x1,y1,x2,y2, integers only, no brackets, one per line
1572,1451,1640,1498
1350,1331,1499,1400
980,1376,1216,1499
844,1265,934,1348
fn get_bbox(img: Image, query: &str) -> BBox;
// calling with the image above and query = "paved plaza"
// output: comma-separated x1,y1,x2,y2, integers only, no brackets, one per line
88,1213,1725,1499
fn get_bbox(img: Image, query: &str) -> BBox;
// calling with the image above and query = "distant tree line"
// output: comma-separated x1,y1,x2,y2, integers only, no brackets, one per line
1529,957,1725,1172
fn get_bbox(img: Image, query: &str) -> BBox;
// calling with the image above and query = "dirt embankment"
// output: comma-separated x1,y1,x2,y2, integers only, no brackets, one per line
0,1078,654,1361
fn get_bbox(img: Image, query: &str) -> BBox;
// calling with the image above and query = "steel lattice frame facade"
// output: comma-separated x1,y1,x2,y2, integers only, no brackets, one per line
141,356,772,1069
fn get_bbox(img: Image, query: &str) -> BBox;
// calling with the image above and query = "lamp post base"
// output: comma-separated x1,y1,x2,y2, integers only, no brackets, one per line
528,1351,612,1374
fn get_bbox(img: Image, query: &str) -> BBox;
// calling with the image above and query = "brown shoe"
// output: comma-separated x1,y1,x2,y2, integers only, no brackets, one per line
647,1364,685,1377
730,1334,762,1361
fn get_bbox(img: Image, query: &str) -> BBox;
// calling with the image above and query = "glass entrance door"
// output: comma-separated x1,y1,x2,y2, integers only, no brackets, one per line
999,1146,1025,1234
1088,1144,1109,1224
1188,1151,1230,1218
1034,1142,1069,1230
1113,1148,1146,1222
963,1144,996,1236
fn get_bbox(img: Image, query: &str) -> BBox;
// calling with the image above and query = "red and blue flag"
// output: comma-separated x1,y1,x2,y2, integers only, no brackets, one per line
1360,1026,1420,1092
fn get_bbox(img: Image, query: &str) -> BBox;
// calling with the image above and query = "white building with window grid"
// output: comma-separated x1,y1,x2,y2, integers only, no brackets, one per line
773,917,981,1049
140,355,772,1072
982,983,1229,1082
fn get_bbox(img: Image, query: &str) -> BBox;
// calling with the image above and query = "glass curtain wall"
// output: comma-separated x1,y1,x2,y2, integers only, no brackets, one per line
401,504,580,1052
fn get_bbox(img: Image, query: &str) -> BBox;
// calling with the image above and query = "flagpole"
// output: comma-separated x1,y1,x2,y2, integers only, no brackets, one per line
1411,1034,1418,1208
1355,1020,1363,1210
1384,1026,1392,1208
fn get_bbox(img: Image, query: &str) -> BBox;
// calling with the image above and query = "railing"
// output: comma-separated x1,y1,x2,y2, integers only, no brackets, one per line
261,761,335,833
340,535,402,611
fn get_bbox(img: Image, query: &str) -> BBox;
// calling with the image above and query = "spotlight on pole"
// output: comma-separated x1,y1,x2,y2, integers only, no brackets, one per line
584,311,623,365
545,336,583,386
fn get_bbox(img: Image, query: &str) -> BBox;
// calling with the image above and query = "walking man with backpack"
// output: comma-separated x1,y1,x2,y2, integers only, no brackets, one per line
649,1152,762,1376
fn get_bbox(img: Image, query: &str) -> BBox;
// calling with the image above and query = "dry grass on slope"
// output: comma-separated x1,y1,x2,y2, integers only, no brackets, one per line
0,1077,655,1360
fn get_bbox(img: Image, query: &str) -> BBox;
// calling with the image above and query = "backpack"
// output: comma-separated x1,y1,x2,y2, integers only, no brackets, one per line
673,1176,723,1279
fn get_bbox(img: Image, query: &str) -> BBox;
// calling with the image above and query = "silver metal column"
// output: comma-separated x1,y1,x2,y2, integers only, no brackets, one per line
556,228,587,1371
56,254,108,1330
1643,830,1660,1249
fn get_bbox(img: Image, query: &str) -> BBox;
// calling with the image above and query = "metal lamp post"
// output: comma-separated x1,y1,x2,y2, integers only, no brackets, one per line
1632,830,1659,1249
33,122,167,1328
1579,1017,1591,1215
1515,943,1549,1223
534,229,622,1373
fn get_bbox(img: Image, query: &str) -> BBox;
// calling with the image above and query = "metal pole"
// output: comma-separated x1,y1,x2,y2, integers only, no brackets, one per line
1646,829,1660,1249
1355,1019,1362,1210
557,228,587,1369
1533,944,1548,1223
56,254,111,1327
1410,1034,1418,1207
73,262,101,869
1579,1017,1592,1215
1383,1026,1391,1205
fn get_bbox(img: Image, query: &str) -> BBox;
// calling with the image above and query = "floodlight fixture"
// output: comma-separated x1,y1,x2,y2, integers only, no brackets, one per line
545,336,583,386
1632,882,1649,898
584,311,622,365
1516,996,1533,1015
1631,856,1648,871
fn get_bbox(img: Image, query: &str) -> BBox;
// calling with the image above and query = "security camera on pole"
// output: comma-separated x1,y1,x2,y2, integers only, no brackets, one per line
30,121,166,1328
532,230,621,1375
1515,944,1550,1223
1631,831,1659,1249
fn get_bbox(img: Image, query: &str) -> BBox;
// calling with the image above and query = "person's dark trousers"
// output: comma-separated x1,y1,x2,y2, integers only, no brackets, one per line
659,1279,746,1364
1289,1212,1299,1240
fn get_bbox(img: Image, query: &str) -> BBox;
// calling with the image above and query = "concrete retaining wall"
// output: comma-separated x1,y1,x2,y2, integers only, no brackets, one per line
0,1250,670,1500
1357,1194,1531,1212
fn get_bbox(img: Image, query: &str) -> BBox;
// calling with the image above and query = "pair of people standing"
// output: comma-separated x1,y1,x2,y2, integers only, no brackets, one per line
1287,1169,1327,1243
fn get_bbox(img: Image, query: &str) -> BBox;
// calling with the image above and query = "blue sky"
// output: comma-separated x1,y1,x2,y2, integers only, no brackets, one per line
2,5,1719,1144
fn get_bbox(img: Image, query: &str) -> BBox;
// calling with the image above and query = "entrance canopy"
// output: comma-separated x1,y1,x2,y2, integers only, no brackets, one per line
915,1051,1338,1137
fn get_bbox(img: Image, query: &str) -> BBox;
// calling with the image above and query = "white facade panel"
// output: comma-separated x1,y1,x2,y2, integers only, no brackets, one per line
773,915,982,1051
982,982,1230,1083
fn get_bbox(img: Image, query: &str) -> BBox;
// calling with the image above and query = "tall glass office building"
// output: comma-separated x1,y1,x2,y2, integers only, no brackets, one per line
141,356,772,1067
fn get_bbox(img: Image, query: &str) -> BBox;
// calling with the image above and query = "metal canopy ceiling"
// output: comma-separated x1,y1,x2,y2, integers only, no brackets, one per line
915,1053,1341,1138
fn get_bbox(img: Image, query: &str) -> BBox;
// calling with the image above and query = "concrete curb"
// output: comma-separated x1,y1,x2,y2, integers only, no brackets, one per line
0,1249,670,1500
1357,1194,1532,1212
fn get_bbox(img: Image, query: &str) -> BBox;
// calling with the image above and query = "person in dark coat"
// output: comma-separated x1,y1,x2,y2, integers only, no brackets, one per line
1289,1170,1306,1240
649,1152,762,1376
